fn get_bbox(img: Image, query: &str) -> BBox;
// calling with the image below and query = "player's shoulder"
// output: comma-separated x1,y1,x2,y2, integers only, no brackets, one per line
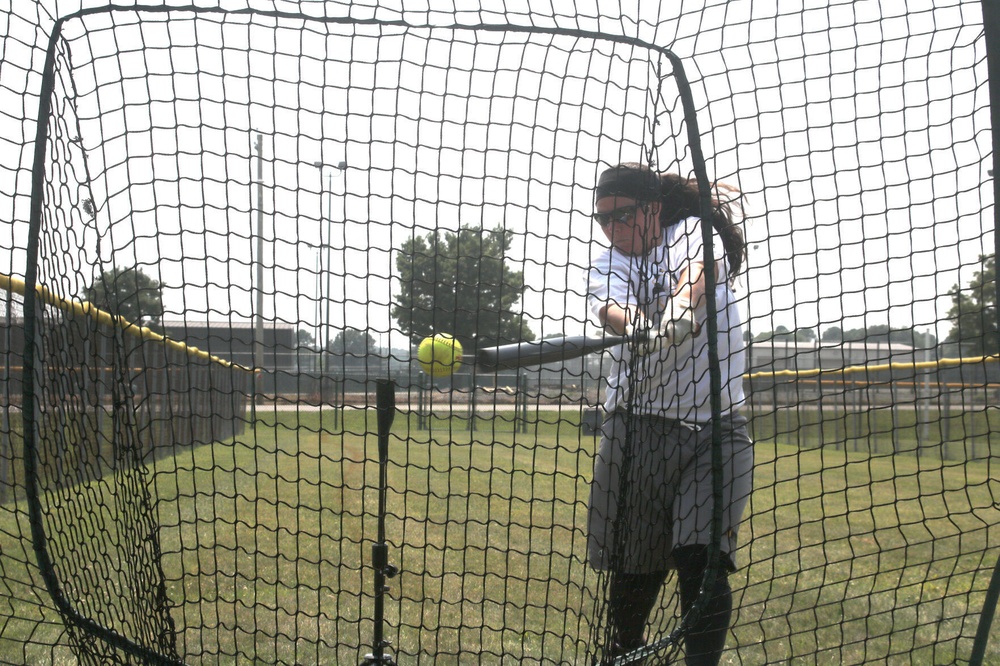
591,244,623,270
671,215,702,235
661,216,694,249
664,215,711,251
589,247,637,287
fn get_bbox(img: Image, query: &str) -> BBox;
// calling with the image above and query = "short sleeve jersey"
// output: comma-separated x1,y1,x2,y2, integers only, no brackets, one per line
586,216,747,422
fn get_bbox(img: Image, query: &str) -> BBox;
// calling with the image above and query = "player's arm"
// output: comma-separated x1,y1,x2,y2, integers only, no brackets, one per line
588,262,645,337
646,260,716,348
596,261,707,334
595,301,643,337
672,260,707,317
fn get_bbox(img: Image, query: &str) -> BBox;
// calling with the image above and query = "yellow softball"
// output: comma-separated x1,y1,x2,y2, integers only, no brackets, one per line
417,333,463,377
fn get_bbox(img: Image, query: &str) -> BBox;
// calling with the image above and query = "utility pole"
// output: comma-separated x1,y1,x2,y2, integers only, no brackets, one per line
254,133,265,402
312,159,347,403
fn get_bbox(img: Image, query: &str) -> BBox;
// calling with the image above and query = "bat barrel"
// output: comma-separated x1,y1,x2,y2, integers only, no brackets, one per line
475,334,629,371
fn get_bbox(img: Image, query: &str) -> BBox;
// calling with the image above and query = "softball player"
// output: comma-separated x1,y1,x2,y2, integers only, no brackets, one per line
586,164,754,665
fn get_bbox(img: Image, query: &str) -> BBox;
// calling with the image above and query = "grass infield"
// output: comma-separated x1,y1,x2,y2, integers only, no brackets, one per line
0,407,997,664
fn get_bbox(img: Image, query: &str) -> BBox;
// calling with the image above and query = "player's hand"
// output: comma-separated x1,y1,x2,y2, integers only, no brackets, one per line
623,317,654,353
634,303,700,355
658,302,700,345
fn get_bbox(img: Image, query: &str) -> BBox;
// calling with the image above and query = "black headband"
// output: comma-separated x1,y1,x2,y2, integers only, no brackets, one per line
594,165,660,204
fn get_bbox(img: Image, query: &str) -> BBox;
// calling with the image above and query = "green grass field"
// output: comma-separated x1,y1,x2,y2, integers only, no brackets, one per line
0,406,998,665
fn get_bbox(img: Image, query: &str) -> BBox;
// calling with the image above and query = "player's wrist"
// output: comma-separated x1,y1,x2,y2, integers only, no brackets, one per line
633,315,656,335
655,302,699,345
666,299,693,320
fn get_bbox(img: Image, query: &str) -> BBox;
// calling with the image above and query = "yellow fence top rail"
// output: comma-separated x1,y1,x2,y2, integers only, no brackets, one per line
746,354,1000,381
0,272,253,373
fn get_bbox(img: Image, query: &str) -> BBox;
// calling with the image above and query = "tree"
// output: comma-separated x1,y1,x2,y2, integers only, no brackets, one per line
83,266,164,327
821,326,843,343
330,328,376,355
297,328,316,350
946,254,998,355
794,327,817,342
392,225,535,350
753,326,815,343
818,324,935,347
754,325,792,342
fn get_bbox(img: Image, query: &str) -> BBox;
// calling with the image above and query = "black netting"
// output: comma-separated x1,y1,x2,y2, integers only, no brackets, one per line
1,3,998,665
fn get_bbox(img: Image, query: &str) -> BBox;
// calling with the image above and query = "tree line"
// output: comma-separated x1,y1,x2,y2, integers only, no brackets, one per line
81,242,996,358
753,324,937,349
751,254,997,356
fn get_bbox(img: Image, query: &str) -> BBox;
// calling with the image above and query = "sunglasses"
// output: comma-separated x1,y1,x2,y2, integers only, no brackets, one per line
592,205,640,228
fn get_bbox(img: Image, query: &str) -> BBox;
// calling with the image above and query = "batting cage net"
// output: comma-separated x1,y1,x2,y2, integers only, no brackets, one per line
1,1,999,665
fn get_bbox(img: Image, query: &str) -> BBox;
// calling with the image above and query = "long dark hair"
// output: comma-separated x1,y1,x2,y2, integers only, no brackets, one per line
658,172,747,278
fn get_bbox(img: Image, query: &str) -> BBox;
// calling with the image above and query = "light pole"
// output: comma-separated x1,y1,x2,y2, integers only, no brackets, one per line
254,133,265,402
313,159,347,382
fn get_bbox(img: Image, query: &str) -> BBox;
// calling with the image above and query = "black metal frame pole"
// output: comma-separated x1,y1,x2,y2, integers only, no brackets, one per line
970,3,1000,664
362,379,398,665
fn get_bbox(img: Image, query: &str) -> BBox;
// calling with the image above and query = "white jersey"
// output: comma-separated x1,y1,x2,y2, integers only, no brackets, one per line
587,216,747,422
